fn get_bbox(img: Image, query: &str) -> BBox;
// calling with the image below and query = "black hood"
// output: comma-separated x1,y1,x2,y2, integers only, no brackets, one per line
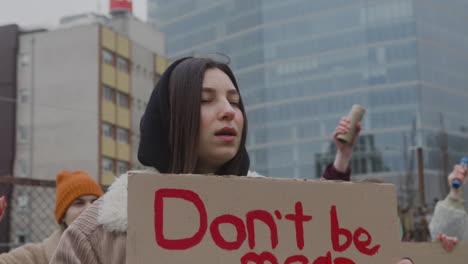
137,57,250,175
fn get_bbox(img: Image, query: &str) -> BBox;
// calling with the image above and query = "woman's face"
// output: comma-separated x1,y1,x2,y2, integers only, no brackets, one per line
62,194,99,226
197,68,244,173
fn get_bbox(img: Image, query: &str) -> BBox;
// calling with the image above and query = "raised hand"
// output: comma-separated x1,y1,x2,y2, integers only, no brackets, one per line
437,232,458,252
333,117,362,173
448,165,468,199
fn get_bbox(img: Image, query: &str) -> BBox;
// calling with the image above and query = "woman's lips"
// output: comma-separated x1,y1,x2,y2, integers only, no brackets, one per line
215,127,237,143
216,135,236,142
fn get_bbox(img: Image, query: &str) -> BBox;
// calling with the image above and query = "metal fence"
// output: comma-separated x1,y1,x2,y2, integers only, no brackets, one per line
0,176,57,252
0,176,107,253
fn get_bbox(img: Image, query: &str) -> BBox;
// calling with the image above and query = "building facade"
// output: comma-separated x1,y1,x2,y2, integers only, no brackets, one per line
1,13,169,248
0,23,20,252
13,14,169,185
148,0,468,205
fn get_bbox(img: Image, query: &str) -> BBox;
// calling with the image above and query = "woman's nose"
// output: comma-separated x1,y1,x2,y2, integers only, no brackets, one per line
219,101,236,121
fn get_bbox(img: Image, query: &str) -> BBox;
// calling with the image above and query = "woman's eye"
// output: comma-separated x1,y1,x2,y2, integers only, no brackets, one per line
201,99,212,103
230,101,240,106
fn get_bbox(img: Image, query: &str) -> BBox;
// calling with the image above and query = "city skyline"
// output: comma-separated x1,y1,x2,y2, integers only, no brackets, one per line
0,0,147,28
148,0,468,206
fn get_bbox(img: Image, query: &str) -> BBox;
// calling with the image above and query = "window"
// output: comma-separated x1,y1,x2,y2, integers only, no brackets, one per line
16,233,27,244
18,126,28,142
117,56,129,72
16,159,28,177
117,127,129,143
117,92,129,108
102,123,114,138
102,49,114,65
117,161,129,175
18,194,29,210
103,85,115,102
102,157,115,173
19,89,29,103
19,53,30,67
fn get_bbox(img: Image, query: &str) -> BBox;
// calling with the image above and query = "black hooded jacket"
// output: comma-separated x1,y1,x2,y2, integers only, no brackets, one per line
137,57,250,175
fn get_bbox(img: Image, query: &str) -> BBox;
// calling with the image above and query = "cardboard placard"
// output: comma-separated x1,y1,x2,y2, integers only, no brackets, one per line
399,242,468,264
127,173,401,264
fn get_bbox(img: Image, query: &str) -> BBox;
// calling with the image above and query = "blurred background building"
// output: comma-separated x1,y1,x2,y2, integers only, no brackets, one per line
0,1,169,251
1,4,168,185
148,0,468,208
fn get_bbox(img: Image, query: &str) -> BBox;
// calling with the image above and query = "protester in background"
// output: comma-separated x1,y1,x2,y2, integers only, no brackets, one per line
429,164,468,252
0,171,103,264
51,57,362,264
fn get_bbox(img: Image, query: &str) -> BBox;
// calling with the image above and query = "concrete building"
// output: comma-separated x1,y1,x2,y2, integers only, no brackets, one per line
0,25,19,178
13,12,169,185
0,9,169,249
0,23,20,251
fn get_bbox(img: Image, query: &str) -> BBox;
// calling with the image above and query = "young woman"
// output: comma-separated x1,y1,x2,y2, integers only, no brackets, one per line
0,170,103,264
50,57,361,264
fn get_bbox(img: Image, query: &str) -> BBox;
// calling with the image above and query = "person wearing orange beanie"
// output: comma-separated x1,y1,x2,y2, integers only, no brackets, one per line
0,170,103,264
54,170,104,228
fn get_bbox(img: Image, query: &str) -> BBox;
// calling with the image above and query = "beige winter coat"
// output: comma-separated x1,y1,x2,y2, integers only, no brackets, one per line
0,228,62,264
50,170,263,264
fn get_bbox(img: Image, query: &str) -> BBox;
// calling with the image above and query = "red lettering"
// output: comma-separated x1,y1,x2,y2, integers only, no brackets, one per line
284,255,308,264
312,252,356,264
246,210,278,249
334,257,356,264
330,205,352,252
274,210,282,220
210,214,246,250
312,251,332,264
241,252,278,264
353,227,380,256
285,202,312,250
154,189,207,250
330,206,380,257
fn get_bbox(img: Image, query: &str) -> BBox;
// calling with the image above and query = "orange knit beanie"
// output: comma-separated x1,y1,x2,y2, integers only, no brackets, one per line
54,170,104,223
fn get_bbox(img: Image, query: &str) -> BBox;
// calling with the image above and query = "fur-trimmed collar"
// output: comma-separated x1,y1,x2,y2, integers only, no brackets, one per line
97,170,263,233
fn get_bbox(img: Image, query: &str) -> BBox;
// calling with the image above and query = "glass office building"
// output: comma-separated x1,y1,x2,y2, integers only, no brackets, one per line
148,0,468,205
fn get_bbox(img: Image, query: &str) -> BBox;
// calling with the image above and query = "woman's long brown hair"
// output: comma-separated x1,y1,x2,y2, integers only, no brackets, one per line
168,58,248,175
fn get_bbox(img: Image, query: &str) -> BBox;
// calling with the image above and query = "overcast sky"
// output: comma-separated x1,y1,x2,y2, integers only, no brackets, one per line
1,0,147,28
